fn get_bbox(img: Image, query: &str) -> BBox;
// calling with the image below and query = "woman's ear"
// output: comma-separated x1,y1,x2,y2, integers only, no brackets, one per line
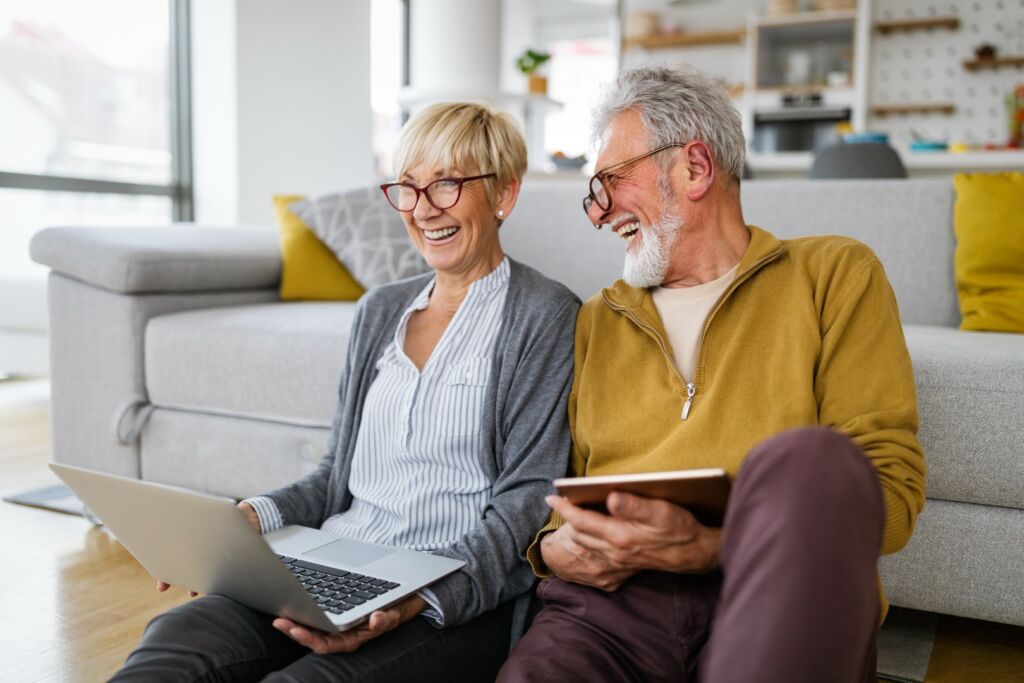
495,176,522,221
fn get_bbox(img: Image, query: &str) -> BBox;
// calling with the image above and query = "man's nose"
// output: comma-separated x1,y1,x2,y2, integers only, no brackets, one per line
587,200,609,228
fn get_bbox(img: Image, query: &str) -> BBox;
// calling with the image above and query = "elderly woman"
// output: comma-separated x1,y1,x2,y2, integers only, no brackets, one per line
112,103,579,682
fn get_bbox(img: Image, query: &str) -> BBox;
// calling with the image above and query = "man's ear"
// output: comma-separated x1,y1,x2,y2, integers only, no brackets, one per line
682,142,715,201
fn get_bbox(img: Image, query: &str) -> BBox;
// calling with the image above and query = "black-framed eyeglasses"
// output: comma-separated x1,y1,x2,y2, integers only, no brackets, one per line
379,173,496,212
582,143,687,223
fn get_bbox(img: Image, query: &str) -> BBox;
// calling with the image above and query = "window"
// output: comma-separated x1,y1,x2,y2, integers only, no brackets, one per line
545,36,617,161
370,0,408,179
0,0,191,279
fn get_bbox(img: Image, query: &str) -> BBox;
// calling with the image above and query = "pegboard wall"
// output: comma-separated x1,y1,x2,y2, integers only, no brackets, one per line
869,0,1024,146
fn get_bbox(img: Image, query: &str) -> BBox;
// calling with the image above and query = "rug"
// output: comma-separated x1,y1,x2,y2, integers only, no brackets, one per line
3,483,85,517
876,607,939,682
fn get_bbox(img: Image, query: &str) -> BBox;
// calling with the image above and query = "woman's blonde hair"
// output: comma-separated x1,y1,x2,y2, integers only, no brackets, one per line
392,102,527,204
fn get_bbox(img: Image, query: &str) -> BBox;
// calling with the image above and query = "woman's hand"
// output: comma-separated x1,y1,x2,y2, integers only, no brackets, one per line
155,502,263,595
272,594,428,654
236,501,262,533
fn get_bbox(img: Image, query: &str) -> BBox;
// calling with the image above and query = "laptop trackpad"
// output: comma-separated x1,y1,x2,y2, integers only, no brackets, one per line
305,539,395,568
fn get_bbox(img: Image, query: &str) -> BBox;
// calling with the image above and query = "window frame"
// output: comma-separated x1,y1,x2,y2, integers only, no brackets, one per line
0,0,194,222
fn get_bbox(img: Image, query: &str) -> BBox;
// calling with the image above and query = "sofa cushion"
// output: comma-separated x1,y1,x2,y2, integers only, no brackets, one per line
904,324,1024,509
141,408,327,500
145,302,356,427
506,179,961,328
742,180,959,328
30,226,282,294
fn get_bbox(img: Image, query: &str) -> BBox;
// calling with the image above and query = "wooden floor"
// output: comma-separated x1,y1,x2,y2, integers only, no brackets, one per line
1,378,1022,682
0,380,187,682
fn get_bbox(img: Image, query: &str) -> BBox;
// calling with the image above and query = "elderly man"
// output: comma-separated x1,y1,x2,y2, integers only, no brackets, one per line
497,66,926,683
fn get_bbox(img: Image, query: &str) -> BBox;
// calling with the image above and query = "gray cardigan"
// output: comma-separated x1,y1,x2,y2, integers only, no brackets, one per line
264,258,580,626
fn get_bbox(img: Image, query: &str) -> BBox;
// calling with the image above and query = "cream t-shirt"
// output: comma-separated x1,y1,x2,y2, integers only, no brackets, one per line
651,264,739,382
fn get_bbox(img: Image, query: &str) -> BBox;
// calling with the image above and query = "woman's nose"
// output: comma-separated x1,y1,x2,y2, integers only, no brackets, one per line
413,195,442,221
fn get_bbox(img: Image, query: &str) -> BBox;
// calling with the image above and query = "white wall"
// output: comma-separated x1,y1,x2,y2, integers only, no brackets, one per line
192,0,374,227
190,0,238,226
405,0,502,104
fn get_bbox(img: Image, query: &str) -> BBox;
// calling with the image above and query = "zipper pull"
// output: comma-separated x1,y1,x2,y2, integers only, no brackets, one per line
681,382,696,420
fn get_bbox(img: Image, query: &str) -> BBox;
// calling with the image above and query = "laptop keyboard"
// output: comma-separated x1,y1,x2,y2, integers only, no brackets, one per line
277,555,400,615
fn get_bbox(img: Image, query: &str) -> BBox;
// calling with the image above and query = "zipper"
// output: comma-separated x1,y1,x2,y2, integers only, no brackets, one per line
682,382,695,420
603,299,688,396
602,243,786,421
691,247,785,390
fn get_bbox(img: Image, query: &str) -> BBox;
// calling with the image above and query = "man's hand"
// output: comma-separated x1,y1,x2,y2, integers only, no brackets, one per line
542,492,722,588
155,502,262,595
272,594,427,655
541,523,637,591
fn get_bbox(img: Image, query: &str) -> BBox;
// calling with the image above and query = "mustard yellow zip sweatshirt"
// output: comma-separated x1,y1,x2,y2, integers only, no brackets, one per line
529,226,927,610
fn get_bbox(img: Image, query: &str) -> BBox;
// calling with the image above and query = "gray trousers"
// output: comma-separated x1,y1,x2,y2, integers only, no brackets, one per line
111,595,514,682
497,427,886,683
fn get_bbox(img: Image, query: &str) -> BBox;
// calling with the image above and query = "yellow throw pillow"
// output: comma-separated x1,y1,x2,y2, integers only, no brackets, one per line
273,194,365,301
953,172,1024,333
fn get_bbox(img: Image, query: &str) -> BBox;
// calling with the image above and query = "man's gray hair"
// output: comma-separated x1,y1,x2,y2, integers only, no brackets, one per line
593,65,746,181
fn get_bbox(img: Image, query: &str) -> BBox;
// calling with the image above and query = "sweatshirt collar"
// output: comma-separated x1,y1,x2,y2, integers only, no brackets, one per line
602,225,786,315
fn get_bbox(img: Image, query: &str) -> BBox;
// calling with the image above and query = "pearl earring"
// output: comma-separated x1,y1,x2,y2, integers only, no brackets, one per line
496,209,505,218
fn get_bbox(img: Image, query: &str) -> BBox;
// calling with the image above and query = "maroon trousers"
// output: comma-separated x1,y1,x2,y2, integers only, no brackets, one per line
498,428,885,683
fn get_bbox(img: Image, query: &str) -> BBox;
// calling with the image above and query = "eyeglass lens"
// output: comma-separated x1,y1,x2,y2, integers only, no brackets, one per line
385,179,462,211
590,175,609,211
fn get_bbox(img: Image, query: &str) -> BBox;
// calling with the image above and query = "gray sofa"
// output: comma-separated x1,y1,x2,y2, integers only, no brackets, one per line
30,179,1024,627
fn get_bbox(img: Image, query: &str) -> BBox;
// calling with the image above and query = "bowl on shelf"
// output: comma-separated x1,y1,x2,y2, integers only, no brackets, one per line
842,132,889,144
909,140,948,152
550,153,587,170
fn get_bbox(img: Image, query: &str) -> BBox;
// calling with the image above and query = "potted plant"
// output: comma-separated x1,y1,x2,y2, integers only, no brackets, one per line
517,49,551,95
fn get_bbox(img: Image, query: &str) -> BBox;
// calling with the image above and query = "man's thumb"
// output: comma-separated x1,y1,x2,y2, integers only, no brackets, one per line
607,491,650,520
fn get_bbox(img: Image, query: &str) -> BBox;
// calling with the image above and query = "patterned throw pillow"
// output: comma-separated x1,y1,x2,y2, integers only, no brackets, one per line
289,187,430,290
273,194,365,301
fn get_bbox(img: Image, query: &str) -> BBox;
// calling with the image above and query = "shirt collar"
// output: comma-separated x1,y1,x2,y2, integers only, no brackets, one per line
397,256,511,339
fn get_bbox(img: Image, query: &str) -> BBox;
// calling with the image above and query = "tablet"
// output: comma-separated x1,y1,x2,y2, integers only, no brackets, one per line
553,468,731,526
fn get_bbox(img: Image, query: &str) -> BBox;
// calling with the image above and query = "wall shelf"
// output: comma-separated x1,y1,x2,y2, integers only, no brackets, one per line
874,17,960,35
756,9,856,29
755,84,851,95
871,103,956,117
963,56,1024,72
622,29,745,51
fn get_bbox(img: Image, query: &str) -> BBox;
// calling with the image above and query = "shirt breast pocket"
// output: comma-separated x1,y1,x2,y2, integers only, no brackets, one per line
439,357,491,437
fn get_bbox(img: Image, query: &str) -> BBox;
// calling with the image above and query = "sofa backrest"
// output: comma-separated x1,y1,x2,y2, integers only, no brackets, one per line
504,178,959,328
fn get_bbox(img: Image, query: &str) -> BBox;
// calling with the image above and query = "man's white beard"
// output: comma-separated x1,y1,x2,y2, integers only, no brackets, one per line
623,208,681,288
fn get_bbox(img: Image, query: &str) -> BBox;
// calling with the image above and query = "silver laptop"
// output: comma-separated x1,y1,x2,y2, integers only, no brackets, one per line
50,463,464,632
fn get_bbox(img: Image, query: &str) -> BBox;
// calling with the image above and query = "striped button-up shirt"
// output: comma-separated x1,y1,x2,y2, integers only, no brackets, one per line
247,257,509,621
321,257,508,547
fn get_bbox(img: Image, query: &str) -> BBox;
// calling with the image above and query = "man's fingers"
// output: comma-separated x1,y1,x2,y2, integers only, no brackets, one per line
564,525,615,554
607,491,685,527
546,495,623,540
156,581,169,592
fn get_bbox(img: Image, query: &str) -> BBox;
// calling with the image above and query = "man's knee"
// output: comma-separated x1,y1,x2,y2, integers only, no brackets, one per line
737,427,883,519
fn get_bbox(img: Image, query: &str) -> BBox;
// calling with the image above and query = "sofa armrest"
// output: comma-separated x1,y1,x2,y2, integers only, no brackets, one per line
30,225,281,294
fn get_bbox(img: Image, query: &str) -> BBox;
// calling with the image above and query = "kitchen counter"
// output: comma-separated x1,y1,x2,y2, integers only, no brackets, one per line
749,150,1024,178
